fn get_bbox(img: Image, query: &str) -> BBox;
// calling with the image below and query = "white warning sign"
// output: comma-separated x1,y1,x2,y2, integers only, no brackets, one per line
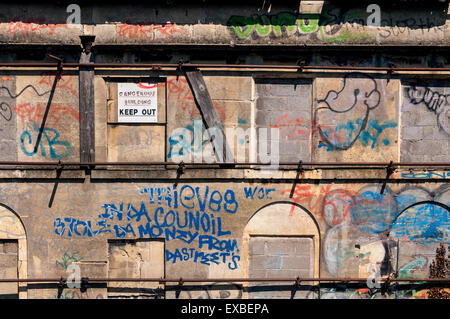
117,82,158,122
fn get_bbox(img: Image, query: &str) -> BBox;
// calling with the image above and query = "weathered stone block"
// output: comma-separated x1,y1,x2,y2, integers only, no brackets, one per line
107,125,165,162
204,76,253,101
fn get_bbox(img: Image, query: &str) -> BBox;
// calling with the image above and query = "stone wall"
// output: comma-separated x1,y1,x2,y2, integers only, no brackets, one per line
0,2,448,46
0,1,448,300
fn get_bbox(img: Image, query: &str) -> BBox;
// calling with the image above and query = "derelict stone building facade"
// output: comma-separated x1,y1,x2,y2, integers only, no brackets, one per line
0,0,449,299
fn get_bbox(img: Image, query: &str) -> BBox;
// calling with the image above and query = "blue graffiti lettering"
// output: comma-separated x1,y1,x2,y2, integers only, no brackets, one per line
20,122,72,159
141,185,238,214
401,171,450,179
54,185,240,269
244,186,276,200
165,248,240,270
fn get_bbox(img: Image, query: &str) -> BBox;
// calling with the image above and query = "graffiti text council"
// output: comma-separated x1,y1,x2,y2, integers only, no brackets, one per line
53,185,241,269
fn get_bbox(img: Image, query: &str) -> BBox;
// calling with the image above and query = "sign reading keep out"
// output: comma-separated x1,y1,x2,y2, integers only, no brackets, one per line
117,82,158,122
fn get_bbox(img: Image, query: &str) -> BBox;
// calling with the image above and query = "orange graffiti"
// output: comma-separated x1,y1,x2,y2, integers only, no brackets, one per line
14,103,79,130
167,78,194,111
137,83,159,89
38,73,77,97
167,78,225,121
7,19,68,35
282,184,333,219
153,23,185,36
118,23,184,39
271,114,339,149
271,114,310,142
118,24,153,39
283,184,358,225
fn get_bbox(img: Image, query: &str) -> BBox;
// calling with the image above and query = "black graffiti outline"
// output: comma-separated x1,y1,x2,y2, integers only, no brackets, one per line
314,72,381,151
406,86,449,114
0,84,51,122
0,102,12,121
176,282,243,299
405,85,450,136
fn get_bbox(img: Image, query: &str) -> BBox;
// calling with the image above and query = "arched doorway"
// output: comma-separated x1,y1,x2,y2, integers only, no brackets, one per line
242,202,320,299
389,200,450,280
0,204,27,299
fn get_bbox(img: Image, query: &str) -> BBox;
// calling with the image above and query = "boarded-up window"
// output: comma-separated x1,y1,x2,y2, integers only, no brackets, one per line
249,236,314,299
107,239,164,299
401,80,450,162
255,78,313,163
0,240,18,299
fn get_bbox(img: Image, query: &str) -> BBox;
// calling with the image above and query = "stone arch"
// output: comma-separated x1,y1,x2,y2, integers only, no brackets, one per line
0,203,27,299
241,201,320,298
389,200,450,247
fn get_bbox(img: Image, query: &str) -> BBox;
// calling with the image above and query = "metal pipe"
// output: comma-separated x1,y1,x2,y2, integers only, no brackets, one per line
0,62,450,72
1,277,449,283
0,161,448,167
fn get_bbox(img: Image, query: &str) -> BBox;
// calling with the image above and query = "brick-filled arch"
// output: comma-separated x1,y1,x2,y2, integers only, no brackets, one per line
0,204,27,299
241,201,320,299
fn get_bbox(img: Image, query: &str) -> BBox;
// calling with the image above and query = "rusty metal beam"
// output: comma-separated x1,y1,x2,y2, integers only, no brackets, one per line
0,277,449,283
0,161,447,168
1,62,450,73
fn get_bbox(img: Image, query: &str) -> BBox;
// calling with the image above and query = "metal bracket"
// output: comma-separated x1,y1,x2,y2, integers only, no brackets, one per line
290,276,303,298
56,277,66,299
81,277,89,293
48,54,63,80
177,161,185,177
57,277,66,289
176,58,184,81
387,62,396,79
174,161,185,188
381,276,392,295
79,35,96,55
289,161,304,198
295,277,302,287
380,161,396,195
297,60,306,72
178,59,184,70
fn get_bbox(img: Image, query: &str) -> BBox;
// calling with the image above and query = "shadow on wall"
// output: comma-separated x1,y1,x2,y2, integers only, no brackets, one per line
1,2,447,28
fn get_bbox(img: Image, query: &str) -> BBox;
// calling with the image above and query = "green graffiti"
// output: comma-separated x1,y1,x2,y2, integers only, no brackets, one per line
270,12,297,36
228,9,374,43
298,14,319,33
55,251,83,270
317,10,374,43
398,256,427,279
254,15,271,36
316,10,361,43
229,12,316,38
320,27,374,43
228,16,255,39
